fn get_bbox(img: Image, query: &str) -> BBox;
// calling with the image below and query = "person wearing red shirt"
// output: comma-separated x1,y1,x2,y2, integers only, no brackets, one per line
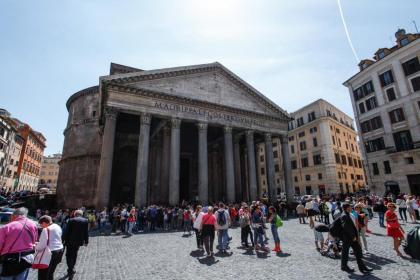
385,202,405,256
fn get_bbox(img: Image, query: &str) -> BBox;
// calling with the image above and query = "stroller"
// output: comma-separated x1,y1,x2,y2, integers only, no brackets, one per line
315,223,342,259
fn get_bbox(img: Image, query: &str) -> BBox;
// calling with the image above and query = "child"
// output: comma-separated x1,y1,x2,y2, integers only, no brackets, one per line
313,223,329,251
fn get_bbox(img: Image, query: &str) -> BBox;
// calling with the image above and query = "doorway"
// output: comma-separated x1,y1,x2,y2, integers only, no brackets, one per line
180,158,190,203
407,174,420,195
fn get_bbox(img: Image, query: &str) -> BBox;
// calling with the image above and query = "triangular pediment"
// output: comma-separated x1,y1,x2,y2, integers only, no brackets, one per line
102,63,289,118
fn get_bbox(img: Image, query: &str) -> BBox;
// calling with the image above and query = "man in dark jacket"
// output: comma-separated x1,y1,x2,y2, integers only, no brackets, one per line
340,203,372,274
63,209,89,278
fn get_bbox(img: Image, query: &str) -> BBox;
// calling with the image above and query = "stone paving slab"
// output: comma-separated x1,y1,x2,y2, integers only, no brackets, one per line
28,217,420,280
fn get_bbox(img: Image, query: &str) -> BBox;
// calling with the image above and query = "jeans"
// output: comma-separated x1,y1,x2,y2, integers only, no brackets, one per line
127,222,135,234
378,212,385,227
241,225,254,246
359,227,368,251
218,229,229,251
271,224,280,243
38,249,64,280
398,208,407,222
0,269,29,280
253,227,264,247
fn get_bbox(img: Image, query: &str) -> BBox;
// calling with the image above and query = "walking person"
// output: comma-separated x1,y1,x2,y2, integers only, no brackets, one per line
62,209,89,278
239,206,254,248
251,206,268,252
268,206,282,253
340,203,372,274
183,207,192,235
216,203,230,254
374,199,387,227
192,206,204,250
354,203,368,253
385,202,405,256
200,206,216,257
0,207,38,280
296,203,306,224
36,215,64,280
127,208,137,235
396,195,407,223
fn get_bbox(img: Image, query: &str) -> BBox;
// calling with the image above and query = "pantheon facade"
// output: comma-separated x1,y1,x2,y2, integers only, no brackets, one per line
57,62,292,208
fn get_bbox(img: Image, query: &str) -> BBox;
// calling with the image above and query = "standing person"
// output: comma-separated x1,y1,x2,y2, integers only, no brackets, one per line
251,206,267,252
340,203,372,274
200,206,216,257
62,209,89,278
305,198,315,228
99,207,108,233
296,203,306,224
192,206,204,250
127,208,137,235
374,199,387,227
183,207,192,235
385,203,405,256
0,207,38,280
36,215,64,280
268,206,282,253
239,206,254,248
354,204,368,253
216,203,230,254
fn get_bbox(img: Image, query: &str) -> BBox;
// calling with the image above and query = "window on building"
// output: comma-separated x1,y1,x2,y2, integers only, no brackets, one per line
291,160,297,169
300,141,307,151
309,127,317,133
379,70,394,87
353,81,375,101
305,175,311,181
389,108,405,123
273,151,279,158
305,186,312,195
348,156,353,166
318,185,326,195
351,143,354,152
372,163,379,175
335,153,340,164
384,161,392,174
393,130,414,151
338,138,342,147
411,76,420,92
290,145,295,154
341,155,347,165
378,51,386,59
332,136,336,145
350,174,354,180
400,37,409,46
405,157,414,164
402,57,420,76
92,111,97,117
365,137,386,153
261,167,265,175
275,164,280,172
336,128,340,134
358,160,362,168
294,176,298,182
312,137,318,147
318,173,322,180
365,96,378,111
386,88,396,102
338,172,341,179
260,155,264,162
294,187,300,195
297,117,304,127
288,136,294,141
361,116,383,133
298,131,305,138
301,157,309,168
313,155,322,165
308,111,316,122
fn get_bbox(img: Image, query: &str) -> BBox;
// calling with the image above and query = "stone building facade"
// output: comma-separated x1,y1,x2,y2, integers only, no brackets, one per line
344,29,420,196
286,99,366,196
57,62,292,208
39,153,61,191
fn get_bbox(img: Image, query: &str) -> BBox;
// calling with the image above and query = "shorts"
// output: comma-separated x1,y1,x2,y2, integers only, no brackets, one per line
314,230,324,242
307,209,318,217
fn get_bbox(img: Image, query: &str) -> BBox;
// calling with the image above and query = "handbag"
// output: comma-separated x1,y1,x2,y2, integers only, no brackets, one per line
32,228,52,269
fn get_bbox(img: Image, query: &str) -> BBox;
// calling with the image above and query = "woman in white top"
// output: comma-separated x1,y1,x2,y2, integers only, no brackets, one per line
406,196,416,223
395,195,407,222
36,215,64,280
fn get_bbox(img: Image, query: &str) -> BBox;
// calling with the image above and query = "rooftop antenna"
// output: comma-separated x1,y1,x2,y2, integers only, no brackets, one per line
413,20,419,33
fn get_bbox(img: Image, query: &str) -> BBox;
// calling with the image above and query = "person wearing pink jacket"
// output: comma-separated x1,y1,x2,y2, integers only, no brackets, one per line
0,207,38,280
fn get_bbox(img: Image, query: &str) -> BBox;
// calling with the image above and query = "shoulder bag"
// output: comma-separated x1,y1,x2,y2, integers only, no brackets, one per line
32,228,51,269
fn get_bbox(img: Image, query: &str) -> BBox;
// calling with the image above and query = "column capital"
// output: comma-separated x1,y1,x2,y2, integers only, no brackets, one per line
264,132,272,142
163,125,171,135
197,122,208,131
104,107,118,120
245,130,254,137
171,118,182,129
224,126,233,134
280,134,289,144
140,113,152,125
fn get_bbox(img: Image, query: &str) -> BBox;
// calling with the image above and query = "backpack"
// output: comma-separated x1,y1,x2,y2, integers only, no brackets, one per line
275,215,283,228
329,216,343,239
403,226,420,260
217,211,226,226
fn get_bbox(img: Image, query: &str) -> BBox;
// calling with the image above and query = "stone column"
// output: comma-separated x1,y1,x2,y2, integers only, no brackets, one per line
160,126,170,204
169,119,181,206
135,113,151,207
197,123,208,204
281,135,293,203
96,108,118,208
246,130,258,201
224,126,235,202
265,133,276,203
233,136,242,202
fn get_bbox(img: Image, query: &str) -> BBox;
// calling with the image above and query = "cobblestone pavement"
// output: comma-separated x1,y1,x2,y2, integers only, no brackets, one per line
29,217,420,280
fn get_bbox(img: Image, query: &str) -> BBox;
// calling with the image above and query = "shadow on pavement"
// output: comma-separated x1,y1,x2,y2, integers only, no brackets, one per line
190,249,205,258
276,252,291,258
198,256,220,266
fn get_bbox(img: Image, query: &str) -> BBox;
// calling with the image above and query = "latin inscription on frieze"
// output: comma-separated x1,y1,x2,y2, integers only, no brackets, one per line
154,101,264,127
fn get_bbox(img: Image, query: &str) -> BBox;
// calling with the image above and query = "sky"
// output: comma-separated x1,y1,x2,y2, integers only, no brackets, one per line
1,0,419,155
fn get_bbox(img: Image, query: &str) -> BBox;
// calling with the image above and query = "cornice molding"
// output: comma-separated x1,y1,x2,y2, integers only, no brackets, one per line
66,86,99,111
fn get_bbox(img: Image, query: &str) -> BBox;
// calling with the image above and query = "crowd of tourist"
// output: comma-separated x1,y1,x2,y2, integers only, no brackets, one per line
0,193,418,280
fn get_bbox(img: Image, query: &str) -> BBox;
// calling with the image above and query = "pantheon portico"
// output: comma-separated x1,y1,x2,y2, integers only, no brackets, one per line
57,62,292,208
